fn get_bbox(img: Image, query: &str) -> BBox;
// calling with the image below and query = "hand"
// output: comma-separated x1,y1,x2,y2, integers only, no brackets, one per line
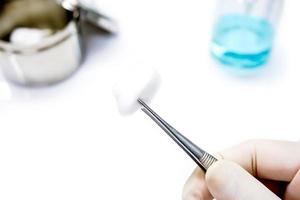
182,140,300,200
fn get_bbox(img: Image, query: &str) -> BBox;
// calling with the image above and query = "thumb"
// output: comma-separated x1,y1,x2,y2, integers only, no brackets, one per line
205,160,280,200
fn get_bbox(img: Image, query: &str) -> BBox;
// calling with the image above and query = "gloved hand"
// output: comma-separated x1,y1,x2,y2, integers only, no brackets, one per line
182,140,300,200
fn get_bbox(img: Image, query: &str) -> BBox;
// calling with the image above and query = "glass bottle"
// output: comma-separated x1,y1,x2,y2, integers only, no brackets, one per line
211,0,284,68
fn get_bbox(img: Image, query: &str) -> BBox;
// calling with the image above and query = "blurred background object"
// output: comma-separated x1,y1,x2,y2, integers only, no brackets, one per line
211,0,284,68
0,0,68,39
0,0,116,86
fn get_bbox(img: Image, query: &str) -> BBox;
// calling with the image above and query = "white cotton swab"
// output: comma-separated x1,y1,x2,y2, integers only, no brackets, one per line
113,66,161,116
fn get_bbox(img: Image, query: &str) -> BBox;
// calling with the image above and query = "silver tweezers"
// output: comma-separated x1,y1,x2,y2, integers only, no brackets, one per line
138,99,217,172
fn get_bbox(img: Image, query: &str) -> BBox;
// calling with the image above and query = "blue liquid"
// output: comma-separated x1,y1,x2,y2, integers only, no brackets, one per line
211,14,274,68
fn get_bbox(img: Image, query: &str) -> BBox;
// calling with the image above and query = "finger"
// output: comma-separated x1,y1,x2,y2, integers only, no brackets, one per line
284,168,300,200
182,154,224,200
206,160,281,200
218,140,300,182
182,167,213,200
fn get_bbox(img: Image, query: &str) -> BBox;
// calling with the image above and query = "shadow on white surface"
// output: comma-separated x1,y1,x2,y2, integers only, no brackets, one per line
81,23,118,69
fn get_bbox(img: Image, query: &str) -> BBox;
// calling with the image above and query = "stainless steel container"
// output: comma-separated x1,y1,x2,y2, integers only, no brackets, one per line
0,0,117,86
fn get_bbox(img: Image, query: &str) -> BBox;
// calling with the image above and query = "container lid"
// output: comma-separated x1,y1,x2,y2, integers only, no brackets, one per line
60,0,118,34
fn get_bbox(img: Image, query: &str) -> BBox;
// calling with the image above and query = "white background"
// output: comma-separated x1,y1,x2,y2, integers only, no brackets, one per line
0,0,300,199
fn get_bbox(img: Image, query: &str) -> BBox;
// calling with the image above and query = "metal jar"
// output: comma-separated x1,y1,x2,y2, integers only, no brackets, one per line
0,0,116,86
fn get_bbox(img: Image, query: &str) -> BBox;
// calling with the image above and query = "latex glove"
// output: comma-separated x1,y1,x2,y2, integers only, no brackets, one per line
182,140,300,200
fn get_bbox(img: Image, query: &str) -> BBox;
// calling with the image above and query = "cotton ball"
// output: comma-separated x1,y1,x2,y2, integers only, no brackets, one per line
10,28,52,46
113,66,161,116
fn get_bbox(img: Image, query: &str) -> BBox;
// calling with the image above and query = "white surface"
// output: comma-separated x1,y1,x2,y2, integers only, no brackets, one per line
0,0,300,199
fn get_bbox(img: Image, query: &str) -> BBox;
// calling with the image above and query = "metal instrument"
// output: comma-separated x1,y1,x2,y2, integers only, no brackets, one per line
138,99,217,172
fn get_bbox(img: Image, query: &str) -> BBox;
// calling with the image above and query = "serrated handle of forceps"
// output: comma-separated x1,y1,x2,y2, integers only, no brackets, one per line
199,152,218,171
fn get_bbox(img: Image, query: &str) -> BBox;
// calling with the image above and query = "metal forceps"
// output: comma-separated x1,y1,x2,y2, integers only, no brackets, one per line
138,99,218,172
